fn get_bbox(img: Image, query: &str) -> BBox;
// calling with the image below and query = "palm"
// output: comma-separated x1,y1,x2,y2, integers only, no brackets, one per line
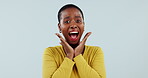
74,32,91,56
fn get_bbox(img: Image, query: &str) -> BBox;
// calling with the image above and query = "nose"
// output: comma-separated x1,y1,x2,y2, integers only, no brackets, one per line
70,25,78,29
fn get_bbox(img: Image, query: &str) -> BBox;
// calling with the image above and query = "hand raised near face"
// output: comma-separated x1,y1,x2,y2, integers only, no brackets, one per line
56,33,74,60
56,32,91,60
74,32,92,56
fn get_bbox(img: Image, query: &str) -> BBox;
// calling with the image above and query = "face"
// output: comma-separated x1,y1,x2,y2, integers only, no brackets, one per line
58,7,84,45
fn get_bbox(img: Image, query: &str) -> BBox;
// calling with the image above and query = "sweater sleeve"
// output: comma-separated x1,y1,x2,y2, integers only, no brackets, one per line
73,47,106,78
42,48,75,78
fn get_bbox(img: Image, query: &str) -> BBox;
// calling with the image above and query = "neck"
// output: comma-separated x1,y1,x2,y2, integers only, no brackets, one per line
70,43,79,49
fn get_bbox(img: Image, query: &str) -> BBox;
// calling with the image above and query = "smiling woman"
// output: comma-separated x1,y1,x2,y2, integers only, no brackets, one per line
42,4,106,78
58,5,84,47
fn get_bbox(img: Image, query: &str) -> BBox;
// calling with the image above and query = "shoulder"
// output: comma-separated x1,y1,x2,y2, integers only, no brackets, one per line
85,45,102,51
46,45,62,50
43,45,62,55
85,45,103,54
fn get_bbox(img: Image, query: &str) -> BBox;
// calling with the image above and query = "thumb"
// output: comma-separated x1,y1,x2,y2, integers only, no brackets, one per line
82,32,92,43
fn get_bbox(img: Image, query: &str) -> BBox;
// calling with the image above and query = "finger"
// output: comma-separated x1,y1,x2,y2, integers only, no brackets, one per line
55,33,66,43
82,32,92,42
55,33,64,39
58,37,70,49
60,38,67,44
60,42,64,46
60,41,67,49
60,42,68,53
83,32,91,39
56,33,71,48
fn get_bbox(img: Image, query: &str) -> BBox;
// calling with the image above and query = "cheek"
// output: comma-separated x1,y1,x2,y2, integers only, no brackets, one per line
80,25,84,32
61,25,68,33
60,24,67,30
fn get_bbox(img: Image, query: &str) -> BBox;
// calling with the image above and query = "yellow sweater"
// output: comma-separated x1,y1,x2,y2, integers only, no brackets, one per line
42,45,106,78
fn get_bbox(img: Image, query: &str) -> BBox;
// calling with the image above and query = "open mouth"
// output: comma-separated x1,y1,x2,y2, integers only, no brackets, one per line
68,31,79,41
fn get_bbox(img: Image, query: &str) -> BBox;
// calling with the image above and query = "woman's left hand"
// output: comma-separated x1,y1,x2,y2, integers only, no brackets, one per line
74,32,92,56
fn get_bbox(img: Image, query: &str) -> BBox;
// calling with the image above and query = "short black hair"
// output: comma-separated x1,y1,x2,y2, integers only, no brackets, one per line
58,4,84,23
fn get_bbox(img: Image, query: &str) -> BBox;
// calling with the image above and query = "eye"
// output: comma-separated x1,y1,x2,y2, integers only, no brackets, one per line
76,20,81,23
64,20,70,24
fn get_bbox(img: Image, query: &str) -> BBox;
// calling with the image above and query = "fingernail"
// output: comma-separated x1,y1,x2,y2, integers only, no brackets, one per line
55,33,58,35
89,32,92,34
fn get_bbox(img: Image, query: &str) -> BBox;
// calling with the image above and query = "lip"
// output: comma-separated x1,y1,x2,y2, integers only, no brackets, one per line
68,30,79,35
68,30,80,42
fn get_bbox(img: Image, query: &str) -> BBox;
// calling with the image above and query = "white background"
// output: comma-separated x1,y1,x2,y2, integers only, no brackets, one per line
0,0,148,78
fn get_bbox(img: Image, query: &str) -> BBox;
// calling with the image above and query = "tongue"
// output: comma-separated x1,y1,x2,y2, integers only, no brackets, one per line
70,34,77,41
71,34,77,38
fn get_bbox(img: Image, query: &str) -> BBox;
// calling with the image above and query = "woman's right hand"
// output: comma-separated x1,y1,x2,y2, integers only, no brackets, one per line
56,33,74,60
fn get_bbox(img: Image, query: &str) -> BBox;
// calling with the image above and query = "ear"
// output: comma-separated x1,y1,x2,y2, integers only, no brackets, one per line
58,23,61,33
83,22,85,31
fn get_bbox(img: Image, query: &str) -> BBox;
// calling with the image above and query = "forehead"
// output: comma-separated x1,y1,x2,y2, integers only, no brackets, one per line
60,8,82,19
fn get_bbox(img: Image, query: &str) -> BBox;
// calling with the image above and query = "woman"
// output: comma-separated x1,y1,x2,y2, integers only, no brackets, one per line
42,4,106,78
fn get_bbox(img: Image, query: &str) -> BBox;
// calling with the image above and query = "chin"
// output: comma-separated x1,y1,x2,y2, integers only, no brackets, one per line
70,42,78,45
68,40,80,45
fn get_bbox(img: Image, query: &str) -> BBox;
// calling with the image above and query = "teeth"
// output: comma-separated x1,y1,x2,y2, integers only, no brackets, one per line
70,32,78,34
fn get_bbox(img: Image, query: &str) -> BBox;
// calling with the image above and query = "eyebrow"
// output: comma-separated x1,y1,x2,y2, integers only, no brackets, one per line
75,16,81,18
64,16,70,20
64,16,81,20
